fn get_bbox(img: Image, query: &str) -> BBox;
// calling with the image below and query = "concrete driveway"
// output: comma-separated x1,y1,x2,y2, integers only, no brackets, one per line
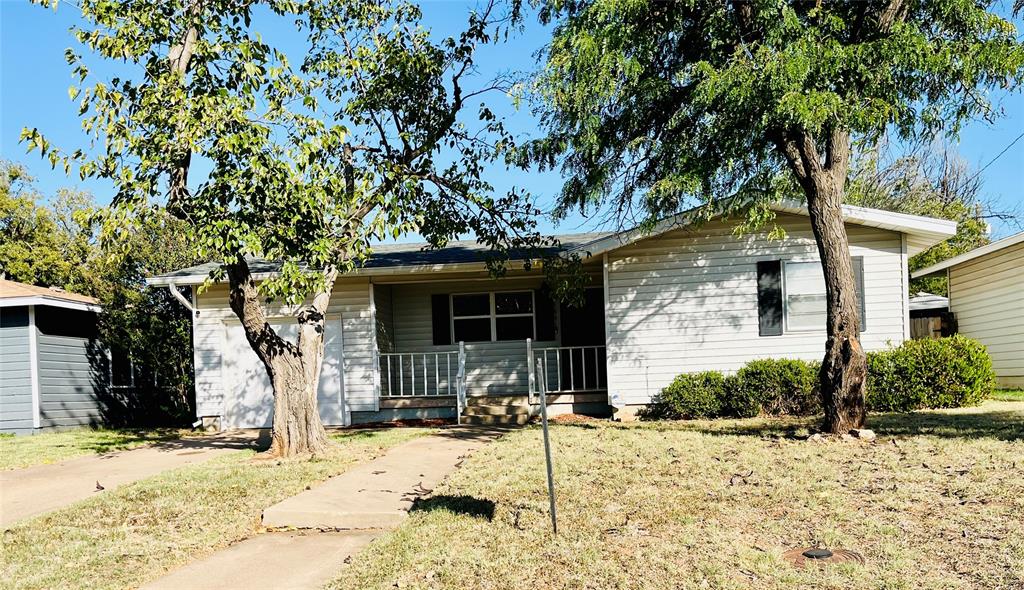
0,431,265,527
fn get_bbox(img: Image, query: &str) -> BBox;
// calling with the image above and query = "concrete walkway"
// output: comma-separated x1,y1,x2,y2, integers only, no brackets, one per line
0,431,264,527
142,427,505,590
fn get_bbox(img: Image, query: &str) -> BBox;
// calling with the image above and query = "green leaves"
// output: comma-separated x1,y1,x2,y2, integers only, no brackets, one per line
25,0,545,307
531,0,1024,227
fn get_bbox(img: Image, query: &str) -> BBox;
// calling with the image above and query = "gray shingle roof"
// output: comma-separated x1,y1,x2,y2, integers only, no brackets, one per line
148,232,612,284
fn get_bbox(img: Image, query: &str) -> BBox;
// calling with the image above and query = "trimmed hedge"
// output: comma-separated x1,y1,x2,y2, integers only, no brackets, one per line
730,358,821,418
639,371,727,420
641,336,995,421
866,335,996,412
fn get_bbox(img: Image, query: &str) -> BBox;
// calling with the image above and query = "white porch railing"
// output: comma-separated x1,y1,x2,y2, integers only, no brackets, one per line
378,347,465,398
377,343,468,423
528,339,607,404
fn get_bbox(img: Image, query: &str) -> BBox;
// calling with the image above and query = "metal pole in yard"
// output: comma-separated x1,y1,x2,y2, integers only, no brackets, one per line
537,357,558,535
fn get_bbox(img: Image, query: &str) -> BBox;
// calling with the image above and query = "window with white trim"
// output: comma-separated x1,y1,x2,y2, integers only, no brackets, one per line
451,293,491,342
450,291,535,342
782,261,827,331
780,258,866,333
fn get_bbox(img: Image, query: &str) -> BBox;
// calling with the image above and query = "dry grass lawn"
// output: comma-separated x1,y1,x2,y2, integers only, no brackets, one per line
332,401,1024,590
0,428,434,590
0,428,194,471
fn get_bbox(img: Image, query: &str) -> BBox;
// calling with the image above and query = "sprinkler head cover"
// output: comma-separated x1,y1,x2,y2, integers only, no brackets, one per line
802,548,834,559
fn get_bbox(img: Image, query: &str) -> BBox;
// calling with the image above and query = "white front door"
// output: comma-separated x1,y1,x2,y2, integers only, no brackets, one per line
223,319,347,429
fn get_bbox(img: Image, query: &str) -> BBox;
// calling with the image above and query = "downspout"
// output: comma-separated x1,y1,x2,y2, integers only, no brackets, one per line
167,282,197,315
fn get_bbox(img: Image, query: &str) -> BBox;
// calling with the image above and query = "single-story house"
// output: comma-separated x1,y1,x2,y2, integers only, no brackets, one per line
912,231,1024,388
148,201,957,428
0,279,104,434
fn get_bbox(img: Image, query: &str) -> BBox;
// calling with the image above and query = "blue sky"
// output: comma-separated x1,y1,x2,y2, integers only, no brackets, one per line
2,1,1022,239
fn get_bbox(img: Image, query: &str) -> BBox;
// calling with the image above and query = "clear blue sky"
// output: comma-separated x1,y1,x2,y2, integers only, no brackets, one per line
2,1,1022,239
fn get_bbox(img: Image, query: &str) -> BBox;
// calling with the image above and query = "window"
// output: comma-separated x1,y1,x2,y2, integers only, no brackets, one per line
110,349,135,388
495,292,534,341
450,291,535,342
780,258,866,333
783,261,827,331
452,294,491,342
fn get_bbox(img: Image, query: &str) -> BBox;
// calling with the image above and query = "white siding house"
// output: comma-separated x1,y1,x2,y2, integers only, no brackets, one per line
913,232,1024,388
602,215,909,405
149,202,957,427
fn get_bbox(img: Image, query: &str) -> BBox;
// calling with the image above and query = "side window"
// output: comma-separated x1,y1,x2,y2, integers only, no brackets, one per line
759,257,866,334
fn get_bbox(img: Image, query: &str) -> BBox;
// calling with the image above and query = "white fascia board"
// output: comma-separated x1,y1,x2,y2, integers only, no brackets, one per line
0,296,100,312
571,199,958,259
911,231,1024,278
146,260,534,286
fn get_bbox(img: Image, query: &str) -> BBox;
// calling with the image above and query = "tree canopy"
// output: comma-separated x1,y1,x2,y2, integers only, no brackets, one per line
527,0,1024,226
24,0,545,304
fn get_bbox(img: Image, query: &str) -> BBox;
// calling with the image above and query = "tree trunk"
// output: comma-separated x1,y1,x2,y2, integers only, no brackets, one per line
775,127,867,434
805,177,868,434
225,258,334,457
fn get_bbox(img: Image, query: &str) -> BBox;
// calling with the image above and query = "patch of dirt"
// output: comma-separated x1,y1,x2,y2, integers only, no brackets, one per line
550,413,601,424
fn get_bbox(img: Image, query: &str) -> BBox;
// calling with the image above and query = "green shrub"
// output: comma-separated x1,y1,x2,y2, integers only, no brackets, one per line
867,335,996,411
640,336,995,422
639,371,728,420
728,358,821,417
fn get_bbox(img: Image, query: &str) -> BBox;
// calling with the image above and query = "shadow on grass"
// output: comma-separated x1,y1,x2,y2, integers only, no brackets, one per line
552,403,1024,442
45,428,195,456
410,494,496,521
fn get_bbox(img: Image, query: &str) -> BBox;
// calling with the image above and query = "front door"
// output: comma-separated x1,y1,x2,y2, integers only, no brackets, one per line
558,287,606,390
223,318,347,428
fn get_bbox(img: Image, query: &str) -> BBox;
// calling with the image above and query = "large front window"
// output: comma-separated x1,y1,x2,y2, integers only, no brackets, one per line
451,291,534,342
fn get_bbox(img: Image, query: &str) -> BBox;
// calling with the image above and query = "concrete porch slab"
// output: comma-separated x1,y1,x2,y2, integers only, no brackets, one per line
261,426,506,530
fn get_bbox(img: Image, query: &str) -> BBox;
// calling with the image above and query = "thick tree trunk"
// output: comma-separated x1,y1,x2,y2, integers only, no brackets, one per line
776,127,867,434
805,177,868,434
225,258,334,457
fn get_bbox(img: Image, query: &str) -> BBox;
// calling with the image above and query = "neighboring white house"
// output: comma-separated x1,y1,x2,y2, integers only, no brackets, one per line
912,231,1024,388
148,202,957,428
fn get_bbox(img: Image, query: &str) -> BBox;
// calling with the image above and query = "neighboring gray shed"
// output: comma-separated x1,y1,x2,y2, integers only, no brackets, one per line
0,279,104,434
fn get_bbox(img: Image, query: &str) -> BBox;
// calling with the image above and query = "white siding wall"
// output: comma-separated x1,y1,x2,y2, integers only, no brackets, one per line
387,277,557,396
606,214,908,405
192,277,377,420
948,241,1024,388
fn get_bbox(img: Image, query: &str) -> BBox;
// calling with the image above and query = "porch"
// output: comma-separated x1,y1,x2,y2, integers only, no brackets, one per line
369,277,610,424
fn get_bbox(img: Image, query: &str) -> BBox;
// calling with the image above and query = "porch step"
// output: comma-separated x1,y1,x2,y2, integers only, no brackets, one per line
466,395,528,407
462,403,528,416
460,413,531,426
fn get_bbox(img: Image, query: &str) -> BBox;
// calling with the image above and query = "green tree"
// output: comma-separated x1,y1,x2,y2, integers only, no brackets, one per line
92,211,200,426
25,0,544,456
1,160,198,424
529,0,1024,433
0,161,84,287
845,141,1009,296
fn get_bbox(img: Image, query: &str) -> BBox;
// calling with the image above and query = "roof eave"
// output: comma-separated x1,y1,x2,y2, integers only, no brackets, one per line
570,199,957,259
911,231,1024,278
146,257,573,287
0,296,101,312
